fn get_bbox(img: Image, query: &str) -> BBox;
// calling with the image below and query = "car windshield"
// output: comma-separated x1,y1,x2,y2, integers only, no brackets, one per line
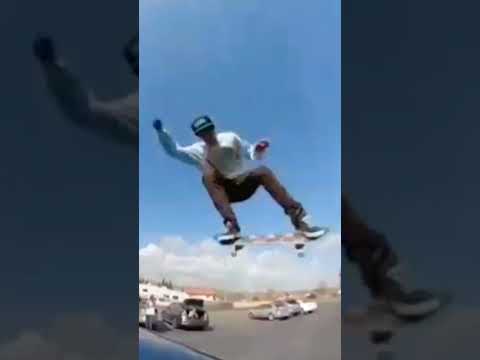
274,301,285,306
286,300,297,304
184,299,204,307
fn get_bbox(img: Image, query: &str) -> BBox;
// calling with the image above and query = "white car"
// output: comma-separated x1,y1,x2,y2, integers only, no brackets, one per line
298,300,318,314
284,299,302,316
248,301,291,320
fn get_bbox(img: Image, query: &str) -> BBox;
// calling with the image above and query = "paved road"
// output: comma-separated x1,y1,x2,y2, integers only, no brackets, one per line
145,302,340,360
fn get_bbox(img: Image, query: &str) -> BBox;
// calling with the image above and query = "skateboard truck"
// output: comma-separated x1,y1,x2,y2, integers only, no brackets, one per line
231,243,245,257
294,243,305,258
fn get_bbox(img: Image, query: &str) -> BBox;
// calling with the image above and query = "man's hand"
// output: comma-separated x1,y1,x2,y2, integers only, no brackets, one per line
33,35,57,64
153,119,163,132
255,139,270,153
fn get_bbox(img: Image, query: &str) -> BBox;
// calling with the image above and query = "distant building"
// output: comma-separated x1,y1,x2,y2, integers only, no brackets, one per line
184,287,218,302
139,283,188,304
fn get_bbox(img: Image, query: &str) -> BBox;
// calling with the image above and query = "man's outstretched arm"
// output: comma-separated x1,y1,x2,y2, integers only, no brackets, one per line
33,35,138,146
238,136,270,160
153,119,202,168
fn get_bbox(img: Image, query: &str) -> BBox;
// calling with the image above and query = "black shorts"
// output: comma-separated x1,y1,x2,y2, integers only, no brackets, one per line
221,173,261,203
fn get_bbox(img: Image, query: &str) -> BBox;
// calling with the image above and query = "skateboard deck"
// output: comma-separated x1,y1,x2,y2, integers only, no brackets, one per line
215,227,329,257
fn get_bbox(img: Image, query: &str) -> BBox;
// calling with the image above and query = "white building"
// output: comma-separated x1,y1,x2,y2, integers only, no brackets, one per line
139,283,188,304
184,287,219,302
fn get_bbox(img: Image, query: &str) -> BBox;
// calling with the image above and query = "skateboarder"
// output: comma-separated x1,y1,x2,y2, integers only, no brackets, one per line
342,194,441,318
33,33,138,147
153,116,324,243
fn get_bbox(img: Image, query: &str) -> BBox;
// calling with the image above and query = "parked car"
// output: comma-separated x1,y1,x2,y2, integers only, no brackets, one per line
161,299,209,330
284,299,303,316
298,300,318,314
248,301,291,320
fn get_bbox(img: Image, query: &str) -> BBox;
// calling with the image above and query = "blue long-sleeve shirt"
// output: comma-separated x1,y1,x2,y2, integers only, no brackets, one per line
156,130,266,179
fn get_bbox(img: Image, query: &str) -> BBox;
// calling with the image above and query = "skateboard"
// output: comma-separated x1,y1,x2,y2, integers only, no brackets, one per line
215,227,329,257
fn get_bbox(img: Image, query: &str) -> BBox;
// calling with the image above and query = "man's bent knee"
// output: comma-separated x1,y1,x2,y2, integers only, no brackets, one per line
253,165,274,180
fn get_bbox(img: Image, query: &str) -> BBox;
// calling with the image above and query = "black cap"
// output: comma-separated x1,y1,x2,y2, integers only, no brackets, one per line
191,115,215,135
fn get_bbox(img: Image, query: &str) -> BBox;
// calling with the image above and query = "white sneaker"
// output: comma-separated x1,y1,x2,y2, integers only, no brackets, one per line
216,221,241,245
383,265,441,317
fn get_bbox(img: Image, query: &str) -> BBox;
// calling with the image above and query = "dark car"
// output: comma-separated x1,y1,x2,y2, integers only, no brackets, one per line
161,299,209,330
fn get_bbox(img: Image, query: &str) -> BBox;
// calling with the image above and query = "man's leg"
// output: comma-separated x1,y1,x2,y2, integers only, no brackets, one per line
342,194,441,316
248,166,302,212
247,166,324,237
202,167,241,240
342,194,398,298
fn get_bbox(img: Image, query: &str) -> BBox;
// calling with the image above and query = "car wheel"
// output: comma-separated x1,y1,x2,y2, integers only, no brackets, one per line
268,313,275,321
248,312,254,319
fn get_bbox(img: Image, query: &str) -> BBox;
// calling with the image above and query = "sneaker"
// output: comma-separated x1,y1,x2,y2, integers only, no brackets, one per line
381,265,441,318
217,221,241,245
288,207,326,239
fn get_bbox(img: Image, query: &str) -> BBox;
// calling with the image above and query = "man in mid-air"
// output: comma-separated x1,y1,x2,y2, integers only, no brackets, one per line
153,116,324,243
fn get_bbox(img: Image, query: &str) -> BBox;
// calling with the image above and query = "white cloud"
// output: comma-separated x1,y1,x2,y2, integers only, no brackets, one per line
139,233,341,291
0,314,136,360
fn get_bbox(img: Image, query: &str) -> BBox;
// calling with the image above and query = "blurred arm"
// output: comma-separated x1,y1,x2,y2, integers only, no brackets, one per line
41,61,138,146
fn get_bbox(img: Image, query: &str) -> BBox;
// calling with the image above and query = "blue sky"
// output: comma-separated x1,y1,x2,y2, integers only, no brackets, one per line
140,0,340,252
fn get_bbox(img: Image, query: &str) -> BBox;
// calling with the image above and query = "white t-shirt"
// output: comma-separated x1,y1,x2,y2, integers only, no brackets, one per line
157,131,265,179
